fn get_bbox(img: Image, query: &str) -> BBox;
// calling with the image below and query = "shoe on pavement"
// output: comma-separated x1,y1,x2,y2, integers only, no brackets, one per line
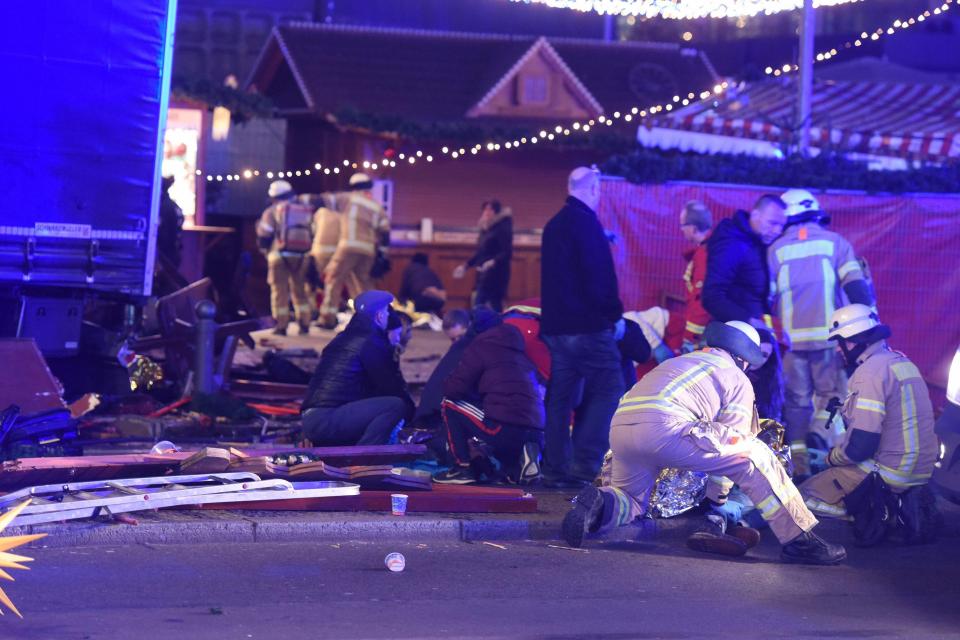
272,326,287,336
561,485,604,548
317,316,338,330
686,516,749,557
728,524,762,550
517,442,542,486
433,465,478,485
299,323,311,335
780,530,847,565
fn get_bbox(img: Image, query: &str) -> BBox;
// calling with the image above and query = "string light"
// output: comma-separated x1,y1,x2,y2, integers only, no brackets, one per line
508,0,862,20
766,0,953,76
198,80,732,183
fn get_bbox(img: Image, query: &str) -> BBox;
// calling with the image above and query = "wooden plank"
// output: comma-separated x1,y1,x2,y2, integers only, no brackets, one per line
193,485,537,514
0,445,428,491
0,339,66,414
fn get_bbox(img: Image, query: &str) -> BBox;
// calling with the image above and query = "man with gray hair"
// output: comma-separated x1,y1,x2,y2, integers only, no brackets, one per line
540,166,626,488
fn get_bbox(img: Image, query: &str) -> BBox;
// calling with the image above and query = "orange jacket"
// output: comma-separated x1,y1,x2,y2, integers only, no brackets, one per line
683,240,711,343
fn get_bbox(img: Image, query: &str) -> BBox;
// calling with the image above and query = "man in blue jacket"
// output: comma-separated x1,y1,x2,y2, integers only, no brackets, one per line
703,195,787,329
540,167,625,488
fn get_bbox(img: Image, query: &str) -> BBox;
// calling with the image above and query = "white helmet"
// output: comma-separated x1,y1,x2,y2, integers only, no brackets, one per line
349,172,373,187
268,180,293,198
828,304,888,343
781,188,828,223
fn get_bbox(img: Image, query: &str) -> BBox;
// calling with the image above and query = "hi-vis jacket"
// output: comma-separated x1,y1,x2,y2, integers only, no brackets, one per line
613,348,756,441
682,240,711,343
312,207,341,258
828,342,938,489
768,223,864,351
330,192,389,256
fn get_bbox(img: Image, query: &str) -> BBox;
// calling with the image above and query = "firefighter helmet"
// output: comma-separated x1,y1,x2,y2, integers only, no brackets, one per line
703,320,764,367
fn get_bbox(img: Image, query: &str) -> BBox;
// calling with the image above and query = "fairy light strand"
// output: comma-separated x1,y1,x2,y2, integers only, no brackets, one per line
765,0,953,76
508,0,862,20
199,82,730,183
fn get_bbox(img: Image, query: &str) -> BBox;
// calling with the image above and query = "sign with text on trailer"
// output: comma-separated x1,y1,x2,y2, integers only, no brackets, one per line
0,0,178,297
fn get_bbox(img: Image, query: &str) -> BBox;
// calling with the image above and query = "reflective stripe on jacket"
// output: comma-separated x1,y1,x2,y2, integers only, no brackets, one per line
830,342,937,488
768,224,863,350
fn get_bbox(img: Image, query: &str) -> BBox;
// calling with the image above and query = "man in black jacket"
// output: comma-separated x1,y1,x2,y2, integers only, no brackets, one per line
540,167,626,488
454,200,513,311
301,290,414,445
703,194,787,327
399,253,446,314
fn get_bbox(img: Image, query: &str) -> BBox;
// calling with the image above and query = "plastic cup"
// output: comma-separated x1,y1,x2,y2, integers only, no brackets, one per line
391,493,409,516
385,552,405,572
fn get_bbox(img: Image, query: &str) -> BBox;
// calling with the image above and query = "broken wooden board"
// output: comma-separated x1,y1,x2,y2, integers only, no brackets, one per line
344,466,432,491
288,461,350,482
0,445,428,491
179,447,232,474
192,484,537,514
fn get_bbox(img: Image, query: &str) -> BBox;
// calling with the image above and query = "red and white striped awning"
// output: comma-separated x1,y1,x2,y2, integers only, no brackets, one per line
643,78,960,162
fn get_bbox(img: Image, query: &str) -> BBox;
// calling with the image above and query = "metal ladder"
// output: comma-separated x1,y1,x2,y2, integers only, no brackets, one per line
0,472,359,526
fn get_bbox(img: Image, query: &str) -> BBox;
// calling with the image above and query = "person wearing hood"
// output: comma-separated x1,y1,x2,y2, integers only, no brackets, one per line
433,308,544,485
799,305,937,523
453,199,513,312
561,320,846,566
768,189,874,477
702,194,787,329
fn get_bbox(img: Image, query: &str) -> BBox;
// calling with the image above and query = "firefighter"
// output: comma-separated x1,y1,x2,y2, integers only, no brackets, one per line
318,173,390,329
800,304,938,518
561,320,846,565
308,195,342,320
769,189,874,476
679,200,713,352
256,180,315,335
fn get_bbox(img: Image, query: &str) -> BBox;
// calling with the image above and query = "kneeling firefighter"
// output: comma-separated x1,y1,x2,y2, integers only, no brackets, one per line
562,320,846,565
799,304,938,540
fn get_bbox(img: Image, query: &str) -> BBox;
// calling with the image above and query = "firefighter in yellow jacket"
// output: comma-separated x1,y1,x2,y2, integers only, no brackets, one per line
769,189,874,475
318,173,390,329
256,180,315,335
800,304,938,517
561,320,846,565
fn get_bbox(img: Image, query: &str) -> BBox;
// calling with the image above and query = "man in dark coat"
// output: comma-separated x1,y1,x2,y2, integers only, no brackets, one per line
703,194,787,326
455,200,513,311
434,309,544,485
301,290,414,445
540,167,626,488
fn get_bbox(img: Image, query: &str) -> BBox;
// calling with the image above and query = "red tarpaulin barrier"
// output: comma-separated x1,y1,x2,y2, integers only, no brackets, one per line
598,179,960,389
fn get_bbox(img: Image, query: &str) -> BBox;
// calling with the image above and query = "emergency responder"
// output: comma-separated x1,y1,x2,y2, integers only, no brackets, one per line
308,195,342,321
769,189,874,477
256,180,315,335
562,320,846,565
679,200,713,352
318,173,390,329
799,304,938,518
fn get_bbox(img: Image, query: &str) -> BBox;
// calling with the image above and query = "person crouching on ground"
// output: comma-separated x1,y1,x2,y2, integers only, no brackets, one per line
561,320,846,565
300,290,414,446
434,308,544,485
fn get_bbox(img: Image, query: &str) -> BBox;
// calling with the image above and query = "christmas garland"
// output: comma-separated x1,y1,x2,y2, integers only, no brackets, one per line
601,147,960,194
332,106,635,154
172,77,274,124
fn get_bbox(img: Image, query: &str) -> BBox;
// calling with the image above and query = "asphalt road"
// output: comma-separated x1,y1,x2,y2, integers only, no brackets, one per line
6,531,960,640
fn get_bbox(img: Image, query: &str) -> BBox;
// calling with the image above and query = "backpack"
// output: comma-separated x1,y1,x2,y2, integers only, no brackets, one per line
274,200,313,254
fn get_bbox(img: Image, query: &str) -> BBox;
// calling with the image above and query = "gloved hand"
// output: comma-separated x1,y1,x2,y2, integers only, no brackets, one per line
653,343,675,363
613,318,626,341
709,499,743,529
681,339,696,354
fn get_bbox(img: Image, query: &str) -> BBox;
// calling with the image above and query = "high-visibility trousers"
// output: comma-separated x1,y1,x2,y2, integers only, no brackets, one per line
782,348,846,446
267,252,312,330
320,249,374,319
601,417,818,544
